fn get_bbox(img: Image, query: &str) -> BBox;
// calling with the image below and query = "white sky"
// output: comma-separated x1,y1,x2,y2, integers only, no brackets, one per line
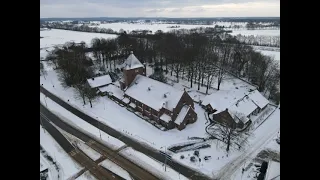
40,0,280,18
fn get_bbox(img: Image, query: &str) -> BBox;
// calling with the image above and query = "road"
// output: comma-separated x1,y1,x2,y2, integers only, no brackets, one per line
40,85,212,180
40,112,124,180
41,103,159,180
216,109,280,180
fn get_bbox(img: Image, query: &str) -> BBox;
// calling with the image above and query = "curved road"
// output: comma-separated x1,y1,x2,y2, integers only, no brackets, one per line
40,86,211,180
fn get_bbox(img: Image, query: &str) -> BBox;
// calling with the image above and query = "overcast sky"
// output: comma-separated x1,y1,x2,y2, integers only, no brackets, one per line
40,0,280,18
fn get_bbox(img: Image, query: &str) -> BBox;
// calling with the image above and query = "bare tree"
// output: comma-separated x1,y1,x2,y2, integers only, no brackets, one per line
215,41,232,90
84,86,98,108
207,124,250,153
40,62,47,79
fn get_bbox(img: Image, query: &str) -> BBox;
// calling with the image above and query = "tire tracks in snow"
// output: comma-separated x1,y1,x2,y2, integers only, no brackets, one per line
216,125,280,180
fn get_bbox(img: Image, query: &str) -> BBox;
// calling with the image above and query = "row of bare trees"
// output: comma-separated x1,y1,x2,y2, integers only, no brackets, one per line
45,42,98,107
44,30,280,105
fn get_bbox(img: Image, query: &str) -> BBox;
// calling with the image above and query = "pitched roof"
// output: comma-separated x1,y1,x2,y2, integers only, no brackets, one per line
122,51,144,70
125,74,184,111
175,105,190,125
160,113,172,123
98,84,124,99
212,109,235,125
248,90,269,109
202,89,247,113
229,96,258,117
87,74,113,88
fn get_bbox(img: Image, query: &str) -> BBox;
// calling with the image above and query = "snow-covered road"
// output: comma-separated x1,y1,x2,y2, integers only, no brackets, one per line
216,108,280,180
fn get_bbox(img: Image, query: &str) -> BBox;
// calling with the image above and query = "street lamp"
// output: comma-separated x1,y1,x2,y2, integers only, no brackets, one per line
97,117,102,139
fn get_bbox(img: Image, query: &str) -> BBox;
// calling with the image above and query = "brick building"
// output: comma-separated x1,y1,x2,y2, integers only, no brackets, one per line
119,51,197,130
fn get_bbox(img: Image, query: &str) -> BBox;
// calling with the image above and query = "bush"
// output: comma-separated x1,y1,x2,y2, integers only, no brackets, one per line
190,156,196,162
180,155,184,159
194,150,199,157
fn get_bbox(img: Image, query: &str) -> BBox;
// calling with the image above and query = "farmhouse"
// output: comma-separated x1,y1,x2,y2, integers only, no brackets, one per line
118,51,197,130
86,74,113,91
202,89,269,129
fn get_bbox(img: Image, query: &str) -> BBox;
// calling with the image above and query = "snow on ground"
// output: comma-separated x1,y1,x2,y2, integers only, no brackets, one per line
58,129,102,161
90,22,279,37
225,108,280,180
99,159,132,180
77,143,101,161
40,92,126,151
230,29,280,36
41,69,211,149
256,50,280,61
40,125,82,179
40,64,262,177
40,29,118,49
172,139,243,177
119,147,189,180
76,171,97,180
40,153,55,180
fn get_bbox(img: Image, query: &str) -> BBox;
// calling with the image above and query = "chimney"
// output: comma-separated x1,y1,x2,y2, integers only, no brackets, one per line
130,51,133,54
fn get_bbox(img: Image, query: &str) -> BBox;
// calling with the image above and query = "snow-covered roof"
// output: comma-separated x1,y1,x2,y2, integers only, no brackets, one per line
98,84,124,99
87,75,113,88
125,75,184,111
175,106,190,125
265,160,280,180
122,51,144,70
129,102,136,109
122,97,130,104
229,96,258,117
228,110,250,124
248,90,269,109
160,113,172,123
202,89,247,113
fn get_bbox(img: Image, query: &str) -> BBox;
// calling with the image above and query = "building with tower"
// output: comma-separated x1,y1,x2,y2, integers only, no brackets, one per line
117,51,198,130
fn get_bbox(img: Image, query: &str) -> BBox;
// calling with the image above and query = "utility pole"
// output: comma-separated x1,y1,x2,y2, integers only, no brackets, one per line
98,121,102,139
164,146,167,172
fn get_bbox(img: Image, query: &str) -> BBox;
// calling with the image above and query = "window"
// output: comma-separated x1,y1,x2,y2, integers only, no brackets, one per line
135,69,139,73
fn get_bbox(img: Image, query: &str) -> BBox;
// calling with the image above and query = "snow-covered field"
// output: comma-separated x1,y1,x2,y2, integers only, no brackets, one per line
256,50,280,61
40,29,117,49
89,22,280,37
40,125,82,179
230,29,280,36
120,147,189,180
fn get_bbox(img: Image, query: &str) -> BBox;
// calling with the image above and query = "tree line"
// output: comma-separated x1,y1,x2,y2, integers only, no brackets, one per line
42,22,280,48
42,31,280,107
